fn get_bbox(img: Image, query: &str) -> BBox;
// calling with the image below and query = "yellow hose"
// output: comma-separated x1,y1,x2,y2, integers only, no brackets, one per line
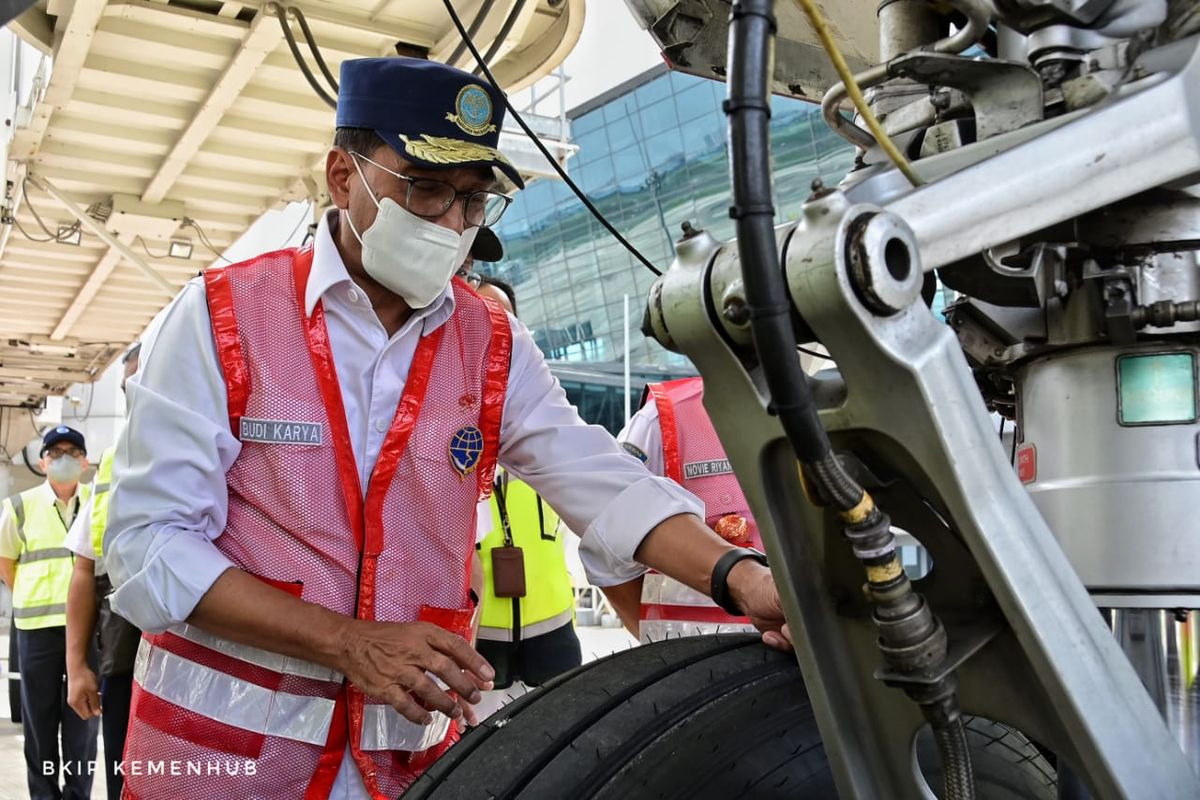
793,0,924,187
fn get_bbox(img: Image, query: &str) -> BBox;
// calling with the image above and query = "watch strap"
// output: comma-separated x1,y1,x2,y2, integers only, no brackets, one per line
710,547,768,616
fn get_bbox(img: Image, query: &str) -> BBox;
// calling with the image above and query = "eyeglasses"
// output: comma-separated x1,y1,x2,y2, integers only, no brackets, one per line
456,268,483,289
351,152,513,228
44,447,84,459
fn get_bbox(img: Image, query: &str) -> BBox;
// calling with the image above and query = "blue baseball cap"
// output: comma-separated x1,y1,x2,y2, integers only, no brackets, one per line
41,425,85,455
336,57,524,190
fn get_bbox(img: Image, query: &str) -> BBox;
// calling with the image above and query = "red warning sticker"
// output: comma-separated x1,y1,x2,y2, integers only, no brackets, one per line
1016,443,1037,484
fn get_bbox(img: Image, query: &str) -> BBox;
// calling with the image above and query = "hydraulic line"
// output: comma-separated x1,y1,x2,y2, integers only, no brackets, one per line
1131,299,1200,329
727,3,974,797
936,718,977,799
288,5,338,93
727,0,833,467
475,0,528,77
267,2,336,109
447,0,498,67
440,0,662,276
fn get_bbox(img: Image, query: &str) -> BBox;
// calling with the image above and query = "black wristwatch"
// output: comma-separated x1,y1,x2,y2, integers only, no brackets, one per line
710,547,769,616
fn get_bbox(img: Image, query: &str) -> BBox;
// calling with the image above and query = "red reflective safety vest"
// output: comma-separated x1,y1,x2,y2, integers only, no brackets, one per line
122,248,511,800
639,378,761,643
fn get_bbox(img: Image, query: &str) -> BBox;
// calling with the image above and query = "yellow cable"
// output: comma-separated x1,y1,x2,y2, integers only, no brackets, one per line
793,0,924,187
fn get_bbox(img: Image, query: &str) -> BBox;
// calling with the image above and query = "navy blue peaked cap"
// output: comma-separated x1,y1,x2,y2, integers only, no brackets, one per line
336,57,523,189
41,425,85,455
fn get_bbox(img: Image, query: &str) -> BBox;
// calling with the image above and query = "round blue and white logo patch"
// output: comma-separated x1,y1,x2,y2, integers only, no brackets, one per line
451,84,495,136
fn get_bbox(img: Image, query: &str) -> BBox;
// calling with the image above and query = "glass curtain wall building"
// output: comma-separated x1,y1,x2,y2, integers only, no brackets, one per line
485,63,858,375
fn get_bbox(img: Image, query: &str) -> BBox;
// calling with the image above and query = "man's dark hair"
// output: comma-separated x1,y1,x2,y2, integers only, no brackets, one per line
481,275,517,317
121,341,142,365
333,127,385,156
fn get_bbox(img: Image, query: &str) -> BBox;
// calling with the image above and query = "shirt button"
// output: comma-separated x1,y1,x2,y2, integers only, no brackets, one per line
375,419,388,433
347,288,361,304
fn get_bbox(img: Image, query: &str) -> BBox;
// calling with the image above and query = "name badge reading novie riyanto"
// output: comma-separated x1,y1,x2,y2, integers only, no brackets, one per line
239,418,324,446
684,459,733,479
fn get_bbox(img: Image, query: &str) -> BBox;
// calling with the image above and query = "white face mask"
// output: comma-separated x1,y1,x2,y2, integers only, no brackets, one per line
46,455,83,484
344,156,478,309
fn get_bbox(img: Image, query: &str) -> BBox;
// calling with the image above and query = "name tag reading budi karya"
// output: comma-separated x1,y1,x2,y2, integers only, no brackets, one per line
239,418,324,446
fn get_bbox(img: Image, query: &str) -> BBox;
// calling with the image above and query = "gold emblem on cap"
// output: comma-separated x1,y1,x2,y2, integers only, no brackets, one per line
400,134,512,167
446,84,497,136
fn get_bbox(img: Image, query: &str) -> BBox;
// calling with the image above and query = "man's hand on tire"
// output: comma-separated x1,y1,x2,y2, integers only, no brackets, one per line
727,559,793,653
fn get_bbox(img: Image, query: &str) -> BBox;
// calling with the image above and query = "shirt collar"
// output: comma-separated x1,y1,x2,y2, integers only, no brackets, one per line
40,480,80,507
304,209,457,335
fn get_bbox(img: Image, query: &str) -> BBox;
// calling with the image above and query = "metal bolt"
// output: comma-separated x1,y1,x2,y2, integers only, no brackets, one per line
807,178,834,202
993,347,1005,357
679,220,702,241
723,297,750,326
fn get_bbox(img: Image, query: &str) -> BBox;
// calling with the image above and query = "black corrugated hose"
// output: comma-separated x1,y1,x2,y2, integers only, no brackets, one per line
724,0,837,472
725,3,974,799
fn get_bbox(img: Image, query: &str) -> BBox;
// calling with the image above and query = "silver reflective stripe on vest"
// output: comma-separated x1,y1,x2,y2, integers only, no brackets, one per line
93,483,111,494
13,602,67,619
10,494,25,543
477,606,574,643
642,572,714,607
359,703,450,752
17,547,73,564
134,640,335,746
171,623,343,683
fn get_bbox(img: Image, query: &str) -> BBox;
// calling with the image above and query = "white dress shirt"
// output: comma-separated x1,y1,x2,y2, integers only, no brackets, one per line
616,402,667,478
104,210,699,797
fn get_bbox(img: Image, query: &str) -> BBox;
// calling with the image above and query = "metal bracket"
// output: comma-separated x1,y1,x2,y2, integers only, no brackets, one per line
888,52,1045,140
875,614,1004,688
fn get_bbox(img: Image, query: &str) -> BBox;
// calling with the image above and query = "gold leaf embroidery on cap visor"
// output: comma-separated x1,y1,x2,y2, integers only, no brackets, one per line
400,134,513,167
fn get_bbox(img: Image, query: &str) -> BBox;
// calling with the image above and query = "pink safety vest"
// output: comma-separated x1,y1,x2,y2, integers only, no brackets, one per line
122,248,511,800
639,378,761,643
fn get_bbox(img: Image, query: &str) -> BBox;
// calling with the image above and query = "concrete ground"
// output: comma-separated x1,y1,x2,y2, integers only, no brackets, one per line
0,624,637,799
0,631,111,800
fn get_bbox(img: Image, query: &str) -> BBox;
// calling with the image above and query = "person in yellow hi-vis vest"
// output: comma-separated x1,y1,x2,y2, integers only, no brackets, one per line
0,425,99,800
473,276,582,719
65,342,143,800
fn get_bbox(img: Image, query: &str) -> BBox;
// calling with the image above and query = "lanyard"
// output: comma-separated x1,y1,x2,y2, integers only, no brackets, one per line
493,473,515,548
53,496,79,532
492,474,551,545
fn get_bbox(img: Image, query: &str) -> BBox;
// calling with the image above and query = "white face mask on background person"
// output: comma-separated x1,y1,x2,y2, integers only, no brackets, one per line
46,455,84,484
343,155,478,309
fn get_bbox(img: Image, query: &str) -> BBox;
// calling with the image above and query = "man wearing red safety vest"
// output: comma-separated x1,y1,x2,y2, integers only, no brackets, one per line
104,58,792,799
614,378,765,642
